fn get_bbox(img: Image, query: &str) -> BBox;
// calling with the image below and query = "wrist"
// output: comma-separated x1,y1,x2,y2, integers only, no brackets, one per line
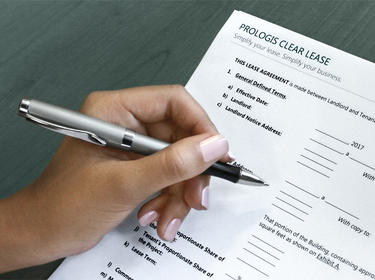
0,184,55,272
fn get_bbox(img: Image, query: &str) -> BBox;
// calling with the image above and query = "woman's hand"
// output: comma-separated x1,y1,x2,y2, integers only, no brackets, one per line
0,85,232,272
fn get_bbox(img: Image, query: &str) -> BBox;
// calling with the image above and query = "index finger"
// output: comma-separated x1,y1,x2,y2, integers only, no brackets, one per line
113,85,218,135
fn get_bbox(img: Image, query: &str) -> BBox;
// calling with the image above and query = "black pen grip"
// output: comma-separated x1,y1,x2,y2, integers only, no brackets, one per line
203,162,240,183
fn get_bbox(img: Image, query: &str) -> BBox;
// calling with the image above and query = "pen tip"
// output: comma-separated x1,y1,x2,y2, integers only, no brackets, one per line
238,170,269,187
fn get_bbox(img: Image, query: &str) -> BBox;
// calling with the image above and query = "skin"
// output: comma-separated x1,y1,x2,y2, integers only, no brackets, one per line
0,85,231,273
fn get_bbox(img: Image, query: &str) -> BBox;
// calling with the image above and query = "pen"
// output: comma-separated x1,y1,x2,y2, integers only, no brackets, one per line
18,99,267,186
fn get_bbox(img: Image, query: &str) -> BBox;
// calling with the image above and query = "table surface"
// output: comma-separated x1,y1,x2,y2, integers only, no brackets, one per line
1,1,374,279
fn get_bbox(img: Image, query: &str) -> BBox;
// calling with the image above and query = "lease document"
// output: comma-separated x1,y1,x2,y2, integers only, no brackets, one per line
50,10,375,280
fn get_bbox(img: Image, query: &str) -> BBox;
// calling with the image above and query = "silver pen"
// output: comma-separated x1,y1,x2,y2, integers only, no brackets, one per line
18,99,267,186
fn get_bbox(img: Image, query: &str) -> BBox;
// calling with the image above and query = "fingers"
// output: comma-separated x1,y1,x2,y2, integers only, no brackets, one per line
137,184,190,242
145,121,182,143
157,194,189,242
117,85,235,161
117,133,229,200
137,195,166,227
221,150,236,163
80,90,147,134
183,175,211,210
146,121,235,161
112,85,218,135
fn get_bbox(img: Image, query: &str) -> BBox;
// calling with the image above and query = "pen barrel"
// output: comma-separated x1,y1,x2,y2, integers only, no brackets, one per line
21,99,244,185
131,133,169,155
24,99,170,154
26,99,128,148
203,162,240,183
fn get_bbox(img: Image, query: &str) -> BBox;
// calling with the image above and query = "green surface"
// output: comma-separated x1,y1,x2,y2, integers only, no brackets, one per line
0,0,374,279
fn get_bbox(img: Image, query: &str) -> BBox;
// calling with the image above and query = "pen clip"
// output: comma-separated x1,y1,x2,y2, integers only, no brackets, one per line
25,114,107,146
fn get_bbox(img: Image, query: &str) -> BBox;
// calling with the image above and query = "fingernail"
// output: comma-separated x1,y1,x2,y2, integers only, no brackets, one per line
228,150,236,161
201,187,209,210
200,135,228,162
139,211,158,227
164,218,181,242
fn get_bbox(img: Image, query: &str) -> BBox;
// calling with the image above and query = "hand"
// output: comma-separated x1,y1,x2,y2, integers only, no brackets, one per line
0,85,232,272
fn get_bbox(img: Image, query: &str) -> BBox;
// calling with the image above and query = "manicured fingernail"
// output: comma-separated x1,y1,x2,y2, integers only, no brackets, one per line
201,187,209,210
228,150,236,161
139,211,158,227
200,135,228,162
164,218,181,242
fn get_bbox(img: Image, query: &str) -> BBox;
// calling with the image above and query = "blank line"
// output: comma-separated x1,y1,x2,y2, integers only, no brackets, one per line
297,161,330,178
315,129,349,145
304,148,338,164
248,242,280,260
231,41,375,104
237,257,269,277
301,155,334,171
310,138,344,155
251,235,285,254
225,273,236,280
349,157,375,171
272,203,305,222
243,248,276,267
280,190,312,208
275,197,309,215
325,201,359,220
285,180,320,199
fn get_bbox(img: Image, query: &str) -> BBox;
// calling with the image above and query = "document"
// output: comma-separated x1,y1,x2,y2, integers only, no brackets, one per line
50,10,375,280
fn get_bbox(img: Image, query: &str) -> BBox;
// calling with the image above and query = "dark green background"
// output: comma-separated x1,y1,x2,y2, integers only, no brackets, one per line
0,0,374,279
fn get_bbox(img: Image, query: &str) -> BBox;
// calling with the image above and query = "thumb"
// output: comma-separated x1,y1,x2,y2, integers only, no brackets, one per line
125,134,229,197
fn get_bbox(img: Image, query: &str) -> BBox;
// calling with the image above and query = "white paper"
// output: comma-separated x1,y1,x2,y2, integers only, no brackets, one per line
50,10,375,280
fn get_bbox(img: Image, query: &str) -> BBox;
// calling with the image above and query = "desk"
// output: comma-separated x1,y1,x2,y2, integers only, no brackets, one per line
0,1,374,279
